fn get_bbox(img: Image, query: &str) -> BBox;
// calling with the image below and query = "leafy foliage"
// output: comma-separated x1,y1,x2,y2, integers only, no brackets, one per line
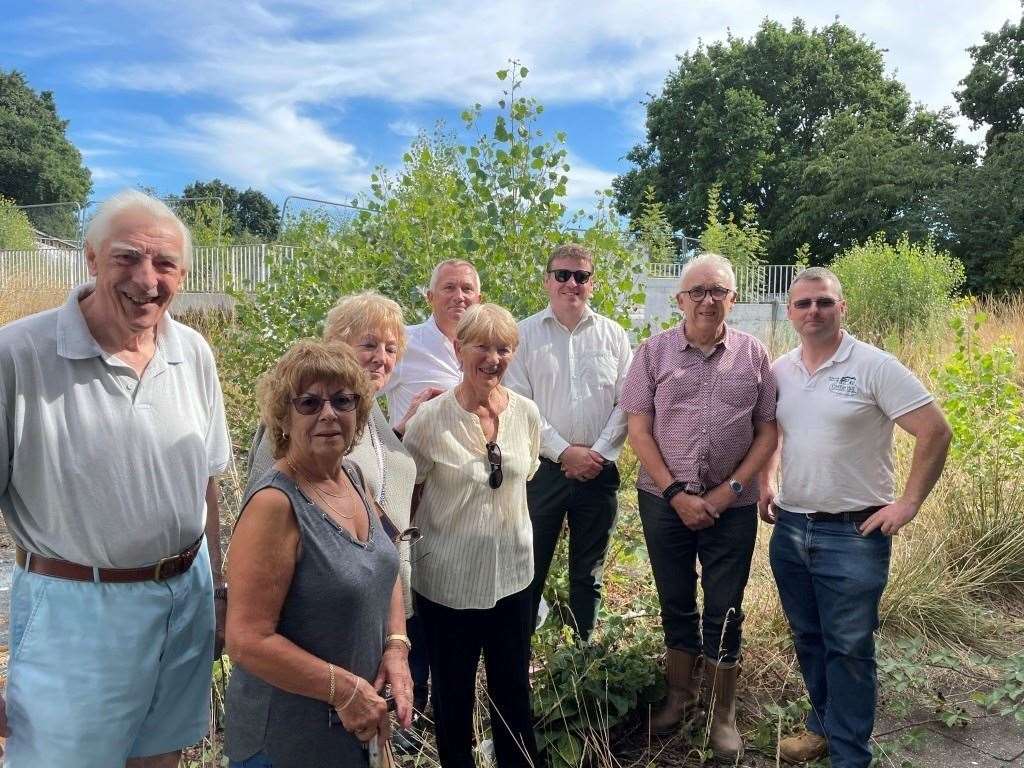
698,182,767,272
179,178,280,242
955,10,1024,144
830,233,965,345
631,186,677,264
0,195,36,250
216,66,645,429
0,70,91,238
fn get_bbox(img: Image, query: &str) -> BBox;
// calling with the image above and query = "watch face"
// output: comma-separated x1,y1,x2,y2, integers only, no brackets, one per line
729,480,743,494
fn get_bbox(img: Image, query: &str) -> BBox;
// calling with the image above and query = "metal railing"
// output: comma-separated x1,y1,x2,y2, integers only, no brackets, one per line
0,245,293,293
646,262,801,302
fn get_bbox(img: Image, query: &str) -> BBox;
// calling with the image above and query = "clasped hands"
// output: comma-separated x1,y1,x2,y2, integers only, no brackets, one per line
559,444,605,481
670,482,736,531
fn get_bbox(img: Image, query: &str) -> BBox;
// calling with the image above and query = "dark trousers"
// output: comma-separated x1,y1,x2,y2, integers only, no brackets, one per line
415,589,538,768
638,490,757,663
769,509,891,768
527,459,620,640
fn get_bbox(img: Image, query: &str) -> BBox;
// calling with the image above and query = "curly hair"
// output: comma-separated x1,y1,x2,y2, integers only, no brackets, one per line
256,339,375,459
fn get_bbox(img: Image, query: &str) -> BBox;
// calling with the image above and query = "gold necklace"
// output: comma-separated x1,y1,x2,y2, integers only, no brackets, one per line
287,458,355,519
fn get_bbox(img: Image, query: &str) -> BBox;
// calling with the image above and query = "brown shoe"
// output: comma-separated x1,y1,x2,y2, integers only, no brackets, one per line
703,659,743,759
650,649,702,735
778,730,828,764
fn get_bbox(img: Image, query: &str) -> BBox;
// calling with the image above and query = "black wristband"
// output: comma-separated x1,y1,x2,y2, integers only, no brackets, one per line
662,481,687,502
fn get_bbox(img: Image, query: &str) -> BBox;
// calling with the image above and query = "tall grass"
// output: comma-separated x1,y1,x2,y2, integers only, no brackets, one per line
0,272,65,325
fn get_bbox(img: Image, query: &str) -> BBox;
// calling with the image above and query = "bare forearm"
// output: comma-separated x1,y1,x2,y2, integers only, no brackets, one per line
627,425,674,492
900,431,951,506
230,630,357,705
731,422,778,487
387,579,406,637
205,477,223,583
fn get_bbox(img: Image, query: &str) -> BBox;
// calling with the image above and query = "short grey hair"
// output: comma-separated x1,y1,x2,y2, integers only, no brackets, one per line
85,189,193,269
679,252,736,291
428,259,480,292
790,266,844,299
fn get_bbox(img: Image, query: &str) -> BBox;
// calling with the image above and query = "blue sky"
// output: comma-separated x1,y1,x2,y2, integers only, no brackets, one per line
5,1,1020,214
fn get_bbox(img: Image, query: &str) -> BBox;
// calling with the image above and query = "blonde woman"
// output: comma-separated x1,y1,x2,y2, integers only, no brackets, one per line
403,303,540,768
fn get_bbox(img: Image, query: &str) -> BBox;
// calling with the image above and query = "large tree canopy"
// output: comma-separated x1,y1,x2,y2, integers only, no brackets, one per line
613,19,971,264
179,178,280,241
0,70,91,237
955,12,1024,144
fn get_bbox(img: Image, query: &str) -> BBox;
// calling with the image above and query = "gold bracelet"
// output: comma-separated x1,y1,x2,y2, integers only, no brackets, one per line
327,663,336,705
384,633,412,652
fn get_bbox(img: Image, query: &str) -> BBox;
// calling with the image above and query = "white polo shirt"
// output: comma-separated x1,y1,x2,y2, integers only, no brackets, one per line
383,315,461,428
0,284,231,567
774,332,933,514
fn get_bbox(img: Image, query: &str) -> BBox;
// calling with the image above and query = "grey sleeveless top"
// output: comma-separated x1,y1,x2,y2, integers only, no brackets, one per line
224,460,400,768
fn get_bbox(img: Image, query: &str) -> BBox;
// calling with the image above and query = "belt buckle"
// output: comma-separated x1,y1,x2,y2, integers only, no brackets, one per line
153,553,179,581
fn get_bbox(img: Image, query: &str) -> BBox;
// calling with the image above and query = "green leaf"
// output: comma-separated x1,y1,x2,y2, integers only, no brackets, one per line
496,69,508,80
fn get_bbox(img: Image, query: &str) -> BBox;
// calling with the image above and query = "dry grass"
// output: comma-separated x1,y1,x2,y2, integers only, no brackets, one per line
0,272,65,326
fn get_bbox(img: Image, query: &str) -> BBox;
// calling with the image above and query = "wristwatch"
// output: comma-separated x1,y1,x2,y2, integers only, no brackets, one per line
728,478,743,496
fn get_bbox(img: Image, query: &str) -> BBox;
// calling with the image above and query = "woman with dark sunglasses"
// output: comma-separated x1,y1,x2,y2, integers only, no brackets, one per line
402,303,541,768
223,340,413,768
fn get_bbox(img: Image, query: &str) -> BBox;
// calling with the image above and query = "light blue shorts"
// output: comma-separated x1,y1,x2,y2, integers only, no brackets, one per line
4,542,215,767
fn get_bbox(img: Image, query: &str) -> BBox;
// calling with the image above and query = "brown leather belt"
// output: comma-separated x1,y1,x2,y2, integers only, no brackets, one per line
15,537,204,583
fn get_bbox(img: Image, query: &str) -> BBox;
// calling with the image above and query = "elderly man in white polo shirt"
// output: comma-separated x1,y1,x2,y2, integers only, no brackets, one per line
0,190,230,768
505,243,632,641
760,267,951,768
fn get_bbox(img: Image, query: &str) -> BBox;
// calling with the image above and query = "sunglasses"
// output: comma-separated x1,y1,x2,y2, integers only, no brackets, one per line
791,297,838,310
291,392,361,416
547,269,592,284
486,441,503,489
679,285,733,302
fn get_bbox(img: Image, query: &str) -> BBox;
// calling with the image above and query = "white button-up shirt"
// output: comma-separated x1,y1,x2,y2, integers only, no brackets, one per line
505,305,633,462
383,315,461,428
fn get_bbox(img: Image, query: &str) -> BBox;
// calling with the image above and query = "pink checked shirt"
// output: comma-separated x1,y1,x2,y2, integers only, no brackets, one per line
620,323,777,506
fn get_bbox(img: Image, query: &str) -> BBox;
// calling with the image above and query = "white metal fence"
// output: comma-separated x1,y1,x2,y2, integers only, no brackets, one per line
646,262,801,301
0,245,294,294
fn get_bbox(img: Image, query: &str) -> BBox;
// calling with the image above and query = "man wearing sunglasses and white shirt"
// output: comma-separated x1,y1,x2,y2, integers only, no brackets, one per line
761,267,951,768
505,244,632,642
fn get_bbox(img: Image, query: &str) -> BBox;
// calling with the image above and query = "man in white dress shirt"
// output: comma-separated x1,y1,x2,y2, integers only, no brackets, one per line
384,259,482,431
505,243,633,640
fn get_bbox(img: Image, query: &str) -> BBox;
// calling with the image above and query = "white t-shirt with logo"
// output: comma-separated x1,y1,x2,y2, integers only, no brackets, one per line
773,332,933,514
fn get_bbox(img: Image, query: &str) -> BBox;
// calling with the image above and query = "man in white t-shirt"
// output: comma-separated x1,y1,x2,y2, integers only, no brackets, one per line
759,267,951,768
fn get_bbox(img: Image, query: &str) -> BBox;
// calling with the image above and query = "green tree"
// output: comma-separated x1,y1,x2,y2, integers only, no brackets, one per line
179,179,280,241
632,187,677,264
955,10,1024,144
613,19,931,263
698,183,767,271
0,195,36,250
776,109,976,262
0,70,91,238
940,131,1024,293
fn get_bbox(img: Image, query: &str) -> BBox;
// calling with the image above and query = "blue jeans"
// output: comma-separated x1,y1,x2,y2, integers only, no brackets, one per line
769,509,891,768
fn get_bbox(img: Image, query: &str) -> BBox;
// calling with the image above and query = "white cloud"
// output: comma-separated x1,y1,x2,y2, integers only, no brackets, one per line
563,154,617,212
387,119,421,138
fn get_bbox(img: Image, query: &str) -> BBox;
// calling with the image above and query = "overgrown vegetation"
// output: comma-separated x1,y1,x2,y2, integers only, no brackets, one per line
0,195,35,250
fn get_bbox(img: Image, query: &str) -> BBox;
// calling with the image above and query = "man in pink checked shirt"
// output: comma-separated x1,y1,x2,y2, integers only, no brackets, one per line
621,253,778,760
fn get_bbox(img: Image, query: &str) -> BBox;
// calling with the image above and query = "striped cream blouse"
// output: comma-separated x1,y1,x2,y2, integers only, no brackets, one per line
403,387,540,610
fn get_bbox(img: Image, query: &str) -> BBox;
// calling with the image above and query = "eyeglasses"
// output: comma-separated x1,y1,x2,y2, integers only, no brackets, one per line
547,269,593,284
791,297,838,310
679,285,733,302
291,392,361,415
486,441,503,489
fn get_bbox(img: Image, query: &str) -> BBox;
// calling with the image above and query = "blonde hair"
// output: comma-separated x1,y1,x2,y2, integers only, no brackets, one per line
455,303,519,350
256,339,375,459
545,243,595,272
323,291,408,357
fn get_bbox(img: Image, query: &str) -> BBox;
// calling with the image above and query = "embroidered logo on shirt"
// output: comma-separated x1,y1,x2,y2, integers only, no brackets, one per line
827,375,858,396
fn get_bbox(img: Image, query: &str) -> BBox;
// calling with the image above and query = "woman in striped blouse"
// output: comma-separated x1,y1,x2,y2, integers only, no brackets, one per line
403,303,541,768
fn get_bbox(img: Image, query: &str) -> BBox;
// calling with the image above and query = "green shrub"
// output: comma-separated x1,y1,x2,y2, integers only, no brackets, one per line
0,196,36,250
830,233,965,345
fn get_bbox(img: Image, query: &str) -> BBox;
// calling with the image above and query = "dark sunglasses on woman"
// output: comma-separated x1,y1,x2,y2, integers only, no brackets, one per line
547,269,592,284
291,392,361,415
485,442,503,489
